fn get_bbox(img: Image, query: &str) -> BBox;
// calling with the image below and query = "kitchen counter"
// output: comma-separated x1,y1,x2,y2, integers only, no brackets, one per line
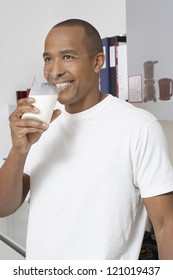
0,201,29,259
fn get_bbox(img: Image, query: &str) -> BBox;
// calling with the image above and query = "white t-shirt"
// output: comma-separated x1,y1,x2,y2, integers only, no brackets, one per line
25,95,173,259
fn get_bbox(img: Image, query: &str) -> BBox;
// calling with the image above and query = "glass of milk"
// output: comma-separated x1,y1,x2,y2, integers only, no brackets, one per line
22,72,59,124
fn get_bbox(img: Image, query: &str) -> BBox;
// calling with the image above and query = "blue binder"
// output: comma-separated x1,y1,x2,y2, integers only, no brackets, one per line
99,37,110,94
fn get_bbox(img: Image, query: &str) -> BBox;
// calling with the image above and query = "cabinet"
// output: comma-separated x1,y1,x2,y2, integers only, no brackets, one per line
126,0,173,120
0,241,24,260
0,202,28,260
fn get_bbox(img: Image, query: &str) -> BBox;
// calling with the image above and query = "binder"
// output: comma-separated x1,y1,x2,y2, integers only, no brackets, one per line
108,36,117,96
109,36,127,98
99,37,110,94
115,36,128,100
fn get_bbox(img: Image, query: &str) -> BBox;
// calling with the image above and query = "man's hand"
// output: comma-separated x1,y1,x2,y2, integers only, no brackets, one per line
9,97,61,154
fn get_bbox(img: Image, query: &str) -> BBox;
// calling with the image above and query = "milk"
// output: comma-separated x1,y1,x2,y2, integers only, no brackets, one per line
22,94,57,123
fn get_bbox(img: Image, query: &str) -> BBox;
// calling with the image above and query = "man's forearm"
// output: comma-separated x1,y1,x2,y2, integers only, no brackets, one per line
156,225,173,259
0,148,29,217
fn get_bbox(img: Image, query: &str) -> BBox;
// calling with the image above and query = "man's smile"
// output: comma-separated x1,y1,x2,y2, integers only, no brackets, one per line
55,80,74,91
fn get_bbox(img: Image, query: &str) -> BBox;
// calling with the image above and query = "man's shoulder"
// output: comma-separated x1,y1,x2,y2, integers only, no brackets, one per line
106,95,157,125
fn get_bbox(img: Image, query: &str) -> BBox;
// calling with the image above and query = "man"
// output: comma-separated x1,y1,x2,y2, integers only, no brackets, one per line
0,19,173,260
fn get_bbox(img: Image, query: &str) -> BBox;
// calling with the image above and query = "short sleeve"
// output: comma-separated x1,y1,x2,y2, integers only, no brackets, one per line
133,120,173,198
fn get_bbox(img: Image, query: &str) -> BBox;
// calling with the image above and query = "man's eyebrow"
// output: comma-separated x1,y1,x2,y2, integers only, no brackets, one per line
43,52,50,58
59,49,78,55
43,50,78,58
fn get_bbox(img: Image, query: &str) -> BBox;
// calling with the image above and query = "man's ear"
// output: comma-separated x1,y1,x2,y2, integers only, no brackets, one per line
94,52,105,73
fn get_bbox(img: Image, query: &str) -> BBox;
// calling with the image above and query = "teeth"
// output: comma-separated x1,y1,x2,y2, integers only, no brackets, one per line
56,82,71,89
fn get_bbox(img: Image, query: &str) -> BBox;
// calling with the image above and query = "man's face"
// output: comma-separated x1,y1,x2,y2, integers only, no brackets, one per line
43,26,100,113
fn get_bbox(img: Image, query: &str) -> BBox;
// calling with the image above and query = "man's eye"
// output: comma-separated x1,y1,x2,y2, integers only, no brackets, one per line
44,57,52,62
64,55,74,60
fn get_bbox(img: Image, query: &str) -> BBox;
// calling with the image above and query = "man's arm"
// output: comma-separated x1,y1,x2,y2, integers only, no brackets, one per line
0,148,30,217
0,97,61,217
0,97,54,217
144,192,173,259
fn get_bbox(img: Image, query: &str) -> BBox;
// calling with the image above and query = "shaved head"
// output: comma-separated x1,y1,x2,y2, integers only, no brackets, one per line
52,19,103,55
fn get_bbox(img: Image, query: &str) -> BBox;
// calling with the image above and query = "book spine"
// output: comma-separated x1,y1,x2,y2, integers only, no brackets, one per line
115,36,128,100
99,37,110,94
108,36,116,96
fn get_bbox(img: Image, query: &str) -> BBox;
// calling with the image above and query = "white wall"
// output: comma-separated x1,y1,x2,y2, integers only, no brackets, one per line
126,0,173,120
0,0,126,162
0,0,53,162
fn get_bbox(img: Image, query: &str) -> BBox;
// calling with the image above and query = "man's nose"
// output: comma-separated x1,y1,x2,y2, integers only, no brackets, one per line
49,60,65,78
